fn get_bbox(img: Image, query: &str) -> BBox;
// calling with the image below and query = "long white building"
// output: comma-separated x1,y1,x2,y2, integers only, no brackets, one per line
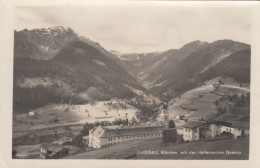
89,125,164,149
89,104,169,149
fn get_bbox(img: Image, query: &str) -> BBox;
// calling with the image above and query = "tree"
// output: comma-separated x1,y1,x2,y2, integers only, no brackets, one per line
169,120,175,128
71,134,84,147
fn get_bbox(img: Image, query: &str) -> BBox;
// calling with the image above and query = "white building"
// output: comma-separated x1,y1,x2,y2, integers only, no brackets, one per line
89,104,169,149
209,113,249,138
88,125,164,149
177,121,207,142
28,111,35,117
176,113,249,142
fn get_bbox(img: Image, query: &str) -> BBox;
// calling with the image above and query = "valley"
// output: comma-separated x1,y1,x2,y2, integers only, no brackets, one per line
12,27,251,159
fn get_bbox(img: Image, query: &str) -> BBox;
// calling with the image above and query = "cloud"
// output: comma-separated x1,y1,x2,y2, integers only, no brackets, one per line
15,3,251,53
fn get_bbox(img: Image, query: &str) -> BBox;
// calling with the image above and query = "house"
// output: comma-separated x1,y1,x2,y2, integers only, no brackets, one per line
52,137,72,146
177,121,207,142
209,113,249,138
89,125,164,149
28,112,35,117
176,115,185,120
179,117,188,123
40,143,69,159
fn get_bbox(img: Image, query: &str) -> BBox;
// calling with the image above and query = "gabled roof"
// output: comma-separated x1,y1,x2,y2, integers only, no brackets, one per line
90,126,106,138
214,113,249,123
212,113,249,129
41,143,67,153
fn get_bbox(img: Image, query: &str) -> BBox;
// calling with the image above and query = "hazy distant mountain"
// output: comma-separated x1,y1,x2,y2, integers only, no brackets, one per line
121,40,250,99
153,40,250,97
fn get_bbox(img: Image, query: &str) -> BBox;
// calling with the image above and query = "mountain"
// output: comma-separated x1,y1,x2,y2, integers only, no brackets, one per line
13,27,148,114
120,40,250,99
152,40,250,97
14,26,119,61
14,26,78,60
13,26,251,115
118,41,208,82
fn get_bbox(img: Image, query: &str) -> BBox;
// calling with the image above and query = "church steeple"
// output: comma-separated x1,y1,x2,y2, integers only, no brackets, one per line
157,102,169,128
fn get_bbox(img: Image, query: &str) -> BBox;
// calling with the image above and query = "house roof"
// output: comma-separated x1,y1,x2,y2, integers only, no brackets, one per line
181,121,207,129
231,121,249,129
212,113,249,129
214,113,249,123
52,137,72,145
41,143,67,153
91,125,164,138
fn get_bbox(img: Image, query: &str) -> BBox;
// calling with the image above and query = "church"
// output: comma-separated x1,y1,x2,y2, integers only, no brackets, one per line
88,104,170,149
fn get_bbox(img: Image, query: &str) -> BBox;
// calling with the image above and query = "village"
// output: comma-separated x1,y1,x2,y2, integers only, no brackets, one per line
13,100,249,159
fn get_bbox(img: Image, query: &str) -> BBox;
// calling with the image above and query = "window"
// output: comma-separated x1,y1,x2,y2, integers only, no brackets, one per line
186,129,187,132
226,128,228,131
195,130,197,133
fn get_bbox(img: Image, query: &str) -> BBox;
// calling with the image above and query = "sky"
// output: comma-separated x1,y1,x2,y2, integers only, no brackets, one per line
15,2,251,53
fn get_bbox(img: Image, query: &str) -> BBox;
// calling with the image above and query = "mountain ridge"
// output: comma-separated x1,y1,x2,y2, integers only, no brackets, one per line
13,26,251,114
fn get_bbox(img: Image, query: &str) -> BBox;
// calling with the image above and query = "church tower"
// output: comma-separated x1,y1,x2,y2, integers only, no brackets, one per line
157,102,169,128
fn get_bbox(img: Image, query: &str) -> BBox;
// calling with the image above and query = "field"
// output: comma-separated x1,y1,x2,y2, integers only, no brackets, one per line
13,101,138,133
168,77,250,120
65,136,249,160
13,100,139,145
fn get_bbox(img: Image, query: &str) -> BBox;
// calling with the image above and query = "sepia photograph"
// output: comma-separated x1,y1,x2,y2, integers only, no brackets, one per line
10,1,253,161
